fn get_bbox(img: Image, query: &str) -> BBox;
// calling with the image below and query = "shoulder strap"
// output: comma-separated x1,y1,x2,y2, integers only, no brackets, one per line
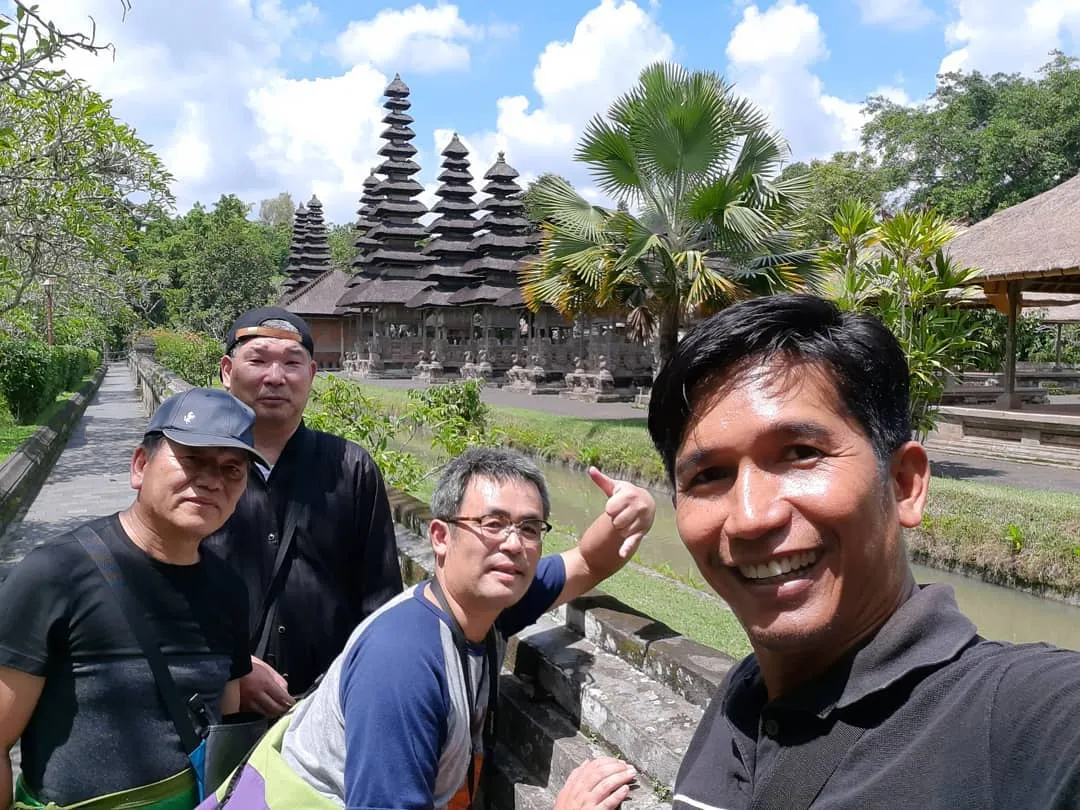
73,525,203,755
428,578,499,810
748,718,866,810
250,499,304,656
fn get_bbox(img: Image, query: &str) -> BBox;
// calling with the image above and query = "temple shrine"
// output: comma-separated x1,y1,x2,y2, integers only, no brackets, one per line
280,74,653,397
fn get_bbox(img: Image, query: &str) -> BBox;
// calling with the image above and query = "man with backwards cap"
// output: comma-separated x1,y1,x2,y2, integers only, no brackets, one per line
205,307,402,718
0,388,262,809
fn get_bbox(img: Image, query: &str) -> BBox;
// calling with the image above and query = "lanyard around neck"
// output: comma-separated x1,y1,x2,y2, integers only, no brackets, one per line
428,578,499,810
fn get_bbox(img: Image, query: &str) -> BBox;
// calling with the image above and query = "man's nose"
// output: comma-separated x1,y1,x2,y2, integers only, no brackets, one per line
498,526,526,553
264,361,287,383
724,463,788,541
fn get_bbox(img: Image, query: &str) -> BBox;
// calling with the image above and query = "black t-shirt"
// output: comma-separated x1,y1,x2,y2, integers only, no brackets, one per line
0,514,251,805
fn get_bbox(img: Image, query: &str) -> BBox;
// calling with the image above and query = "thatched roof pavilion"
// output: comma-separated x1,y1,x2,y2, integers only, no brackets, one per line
947,173,1080,406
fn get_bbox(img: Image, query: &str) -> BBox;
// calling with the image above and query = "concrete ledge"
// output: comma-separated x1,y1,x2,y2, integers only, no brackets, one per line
128,352,193,416
0,366,107,538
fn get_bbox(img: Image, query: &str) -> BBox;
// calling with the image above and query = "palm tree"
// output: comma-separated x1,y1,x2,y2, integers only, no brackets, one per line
818,200,985,436
520,62,813,364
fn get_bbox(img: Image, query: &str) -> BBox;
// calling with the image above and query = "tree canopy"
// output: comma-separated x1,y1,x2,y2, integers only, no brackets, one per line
863,52,1080,223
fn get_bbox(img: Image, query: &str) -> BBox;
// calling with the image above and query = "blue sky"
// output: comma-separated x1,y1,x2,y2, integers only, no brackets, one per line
44,0,1080,223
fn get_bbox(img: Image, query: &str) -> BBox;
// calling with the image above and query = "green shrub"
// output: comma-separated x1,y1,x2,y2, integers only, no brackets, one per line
0,340,56,423
147,330,223,386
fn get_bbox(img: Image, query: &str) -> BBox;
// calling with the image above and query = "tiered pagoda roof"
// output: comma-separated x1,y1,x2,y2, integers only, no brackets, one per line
409,134,482,307
339,74,431,311
283,198,332,295
353,169,382,255
452,152,538,305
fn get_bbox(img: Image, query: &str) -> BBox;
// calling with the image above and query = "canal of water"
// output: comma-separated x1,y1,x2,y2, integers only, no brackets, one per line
402,439,1080,650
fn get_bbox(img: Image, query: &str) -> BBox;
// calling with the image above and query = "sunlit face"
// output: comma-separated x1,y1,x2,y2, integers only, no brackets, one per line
220,337,315,428
131,439,249,539
672,360,914,660
433,476,545,611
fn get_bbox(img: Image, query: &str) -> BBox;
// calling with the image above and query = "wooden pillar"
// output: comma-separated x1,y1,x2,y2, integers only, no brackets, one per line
1055,322,1064,369
997,282,1021,409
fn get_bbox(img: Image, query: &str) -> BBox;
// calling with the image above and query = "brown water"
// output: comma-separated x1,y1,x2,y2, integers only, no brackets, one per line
403,440,1080,650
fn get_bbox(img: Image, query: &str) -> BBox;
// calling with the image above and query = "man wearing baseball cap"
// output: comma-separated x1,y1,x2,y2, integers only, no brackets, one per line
204,307,401,718
0,388,261,809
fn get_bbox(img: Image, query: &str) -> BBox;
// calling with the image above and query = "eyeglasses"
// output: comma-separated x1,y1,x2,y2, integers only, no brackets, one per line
445,514,553,546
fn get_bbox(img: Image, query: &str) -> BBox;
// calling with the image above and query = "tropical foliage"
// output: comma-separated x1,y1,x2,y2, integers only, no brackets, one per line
521,62,813,364
133,195,286,338
818,200,985,436
0,2,172,349
863,52,1080,223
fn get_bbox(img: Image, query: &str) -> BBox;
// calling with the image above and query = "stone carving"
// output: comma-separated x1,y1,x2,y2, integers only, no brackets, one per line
459,351,479,380
477,349,493,380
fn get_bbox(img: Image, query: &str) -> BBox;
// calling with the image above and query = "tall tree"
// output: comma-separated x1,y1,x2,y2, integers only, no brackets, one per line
780,152,885,246
327,222,360,269
258,192,295,229
521,62,812,363
863,51,1080,223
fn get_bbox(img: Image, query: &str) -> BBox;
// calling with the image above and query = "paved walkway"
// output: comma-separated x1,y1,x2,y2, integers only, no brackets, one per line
356,376,1080,494
0,363,147,576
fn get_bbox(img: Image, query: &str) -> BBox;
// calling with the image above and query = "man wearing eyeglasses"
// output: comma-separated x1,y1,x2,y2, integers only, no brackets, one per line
234,447,656,810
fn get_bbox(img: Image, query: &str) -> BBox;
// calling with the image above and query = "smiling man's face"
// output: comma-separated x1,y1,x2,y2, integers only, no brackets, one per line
436,476,545,612
672,359,912,661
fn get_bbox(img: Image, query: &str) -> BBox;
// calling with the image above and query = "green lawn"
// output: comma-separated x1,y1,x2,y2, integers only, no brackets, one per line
913,477,1080,597
0,376,95,465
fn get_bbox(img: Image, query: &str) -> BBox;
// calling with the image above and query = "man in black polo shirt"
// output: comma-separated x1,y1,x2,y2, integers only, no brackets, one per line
205,307,402,717
648,295,1080,809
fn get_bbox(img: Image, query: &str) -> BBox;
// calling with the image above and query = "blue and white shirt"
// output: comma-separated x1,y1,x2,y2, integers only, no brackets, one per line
280,555,566,809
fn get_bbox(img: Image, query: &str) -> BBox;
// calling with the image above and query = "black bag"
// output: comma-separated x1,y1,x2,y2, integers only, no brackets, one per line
74,525,269,797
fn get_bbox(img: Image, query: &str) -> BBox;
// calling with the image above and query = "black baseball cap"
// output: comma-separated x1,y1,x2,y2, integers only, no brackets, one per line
145,387,269,467
224,307,314,356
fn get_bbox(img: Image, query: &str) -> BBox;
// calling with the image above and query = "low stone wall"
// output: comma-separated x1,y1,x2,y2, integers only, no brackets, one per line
128,351,193,415
0,366,107,537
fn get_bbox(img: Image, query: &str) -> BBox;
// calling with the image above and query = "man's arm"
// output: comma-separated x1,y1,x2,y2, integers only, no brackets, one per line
342,609,446,810
0,667,44,802
554,468,656,609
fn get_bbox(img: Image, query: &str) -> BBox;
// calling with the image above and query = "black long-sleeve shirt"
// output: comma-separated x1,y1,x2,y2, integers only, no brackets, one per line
204,422,404,695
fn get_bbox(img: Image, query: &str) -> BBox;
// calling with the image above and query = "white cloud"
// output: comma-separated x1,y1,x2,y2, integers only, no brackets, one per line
855,0,935,30
335,3,505,73
940,0,1080,76
725,2,866,161
459,0,674,196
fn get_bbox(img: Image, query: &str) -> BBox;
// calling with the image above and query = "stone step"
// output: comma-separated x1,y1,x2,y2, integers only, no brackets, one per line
487,744,555,810
507,613,702,791
553,590,735,710
926,436,1080,468
495,673,671,810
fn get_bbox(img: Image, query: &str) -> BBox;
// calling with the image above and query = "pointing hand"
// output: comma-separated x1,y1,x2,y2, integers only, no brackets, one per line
588,467,655,559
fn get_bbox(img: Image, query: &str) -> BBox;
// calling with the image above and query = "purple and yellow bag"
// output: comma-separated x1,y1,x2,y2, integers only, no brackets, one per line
195,714,337,810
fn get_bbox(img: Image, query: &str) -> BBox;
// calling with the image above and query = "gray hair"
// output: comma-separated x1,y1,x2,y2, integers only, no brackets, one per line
228,319,305,357
431,448,551,520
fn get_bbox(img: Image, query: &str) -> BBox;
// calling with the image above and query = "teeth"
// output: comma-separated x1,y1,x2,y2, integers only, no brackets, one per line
738,551,820,581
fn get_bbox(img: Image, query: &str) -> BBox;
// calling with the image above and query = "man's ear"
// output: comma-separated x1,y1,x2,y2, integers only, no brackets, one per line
220,354,233,390
891,441,931,529
429,519,451,563
131,445,149,492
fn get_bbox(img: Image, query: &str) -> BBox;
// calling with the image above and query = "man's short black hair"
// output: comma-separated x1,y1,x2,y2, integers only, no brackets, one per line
648,294,911,484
